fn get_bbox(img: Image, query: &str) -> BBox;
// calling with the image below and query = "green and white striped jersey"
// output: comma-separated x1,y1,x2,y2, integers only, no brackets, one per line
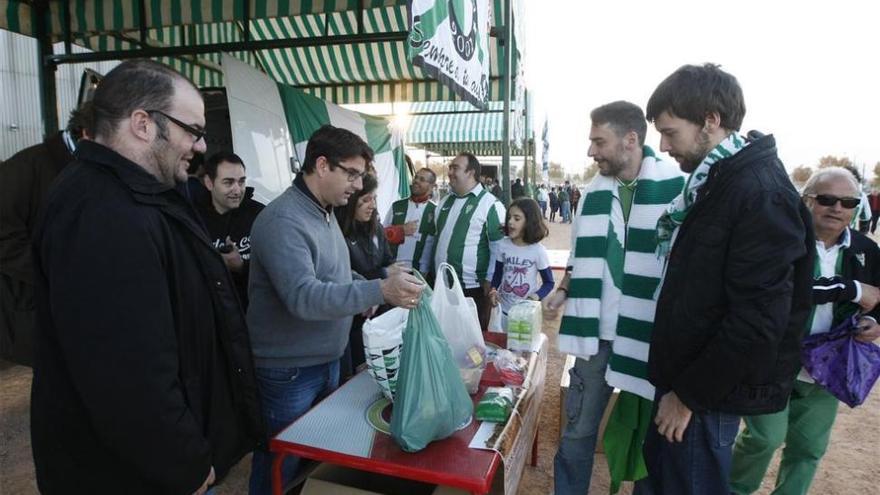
431,183,506,288
384,198,437,273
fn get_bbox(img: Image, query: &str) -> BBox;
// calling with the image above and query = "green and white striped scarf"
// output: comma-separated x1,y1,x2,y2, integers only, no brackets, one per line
559,148,684,400
656,133,749,257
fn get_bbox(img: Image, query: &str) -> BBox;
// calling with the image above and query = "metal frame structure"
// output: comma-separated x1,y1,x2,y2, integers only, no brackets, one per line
4,0,528,201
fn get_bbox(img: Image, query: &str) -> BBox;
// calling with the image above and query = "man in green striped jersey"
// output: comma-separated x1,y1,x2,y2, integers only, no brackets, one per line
384,167,437,273
548,101,684,494
430,152,506,329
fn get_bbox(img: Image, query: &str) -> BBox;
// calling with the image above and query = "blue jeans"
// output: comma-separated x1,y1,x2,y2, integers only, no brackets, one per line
249,360,340,495
554,342,653,495
643,389,741,495
560,202,571,223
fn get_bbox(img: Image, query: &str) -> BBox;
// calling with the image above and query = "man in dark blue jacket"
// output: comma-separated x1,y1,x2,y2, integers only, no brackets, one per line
642,63,814,494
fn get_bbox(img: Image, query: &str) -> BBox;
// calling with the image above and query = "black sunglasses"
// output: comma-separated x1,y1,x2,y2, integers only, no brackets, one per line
146,110,206,142
807,194,860,209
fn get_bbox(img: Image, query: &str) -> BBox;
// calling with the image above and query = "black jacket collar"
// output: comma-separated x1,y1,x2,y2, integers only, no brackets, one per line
75,140,174,196
700,132,779,201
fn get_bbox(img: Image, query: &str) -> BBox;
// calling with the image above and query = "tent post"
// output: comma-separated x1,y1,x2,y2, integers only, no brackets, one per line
522,89,530,191
36,0,58,138
500,0,512,205
526,90,536,186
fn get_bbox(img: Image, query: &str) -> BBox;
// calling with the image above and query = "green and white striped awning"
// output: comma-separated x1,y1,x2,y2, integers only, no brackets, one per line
1,0,521,105
405,101,530,156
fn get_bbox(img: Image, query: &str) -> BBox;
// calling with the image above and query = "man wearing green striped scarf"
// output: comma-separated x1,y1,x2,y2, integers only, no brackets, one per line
550,101,684,494
642,64,813,495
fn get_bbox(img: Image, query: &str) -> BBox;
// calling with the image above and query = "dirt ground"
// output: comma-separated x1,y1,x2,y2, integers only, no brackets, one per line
2,220,879,494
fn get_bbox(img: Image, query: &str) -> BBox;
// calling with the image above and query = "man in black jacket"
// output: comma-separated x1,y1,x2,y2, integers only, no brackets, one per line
0,104,91,366
197,151,265,310
642,64,814,494
32,59,263,494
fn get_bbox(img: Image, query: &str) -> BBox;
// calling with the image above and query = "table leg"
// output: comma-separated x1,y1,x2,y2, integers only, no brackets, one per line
530,425,539,467
272,453,286,495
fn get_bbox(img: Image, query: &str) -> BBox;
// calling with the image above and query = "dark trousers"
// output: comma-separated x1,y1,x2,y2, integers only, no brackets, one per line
0,273,34,366
340,314,367,380
871,210,880,233
462,286,491,331
643,389,741,494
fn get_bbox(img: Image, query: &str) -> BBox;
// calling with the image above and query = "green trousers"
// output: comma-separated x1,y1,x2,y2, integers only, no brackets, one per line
730,380,839,495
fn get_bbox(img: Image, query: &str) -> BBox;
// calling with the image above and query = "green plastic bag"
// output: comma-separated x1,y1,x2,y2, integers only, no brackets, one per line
390,288,473,452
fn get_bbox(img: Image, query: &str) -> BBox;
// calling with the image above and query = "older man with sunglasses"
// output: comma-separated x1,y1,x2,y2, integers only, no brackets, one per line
730,167,880,495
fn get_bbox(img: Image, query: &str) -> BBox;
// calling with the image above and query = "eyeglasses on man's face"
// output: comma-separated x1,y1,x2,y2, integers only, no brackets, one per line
147,109,207,143
331,161,368,182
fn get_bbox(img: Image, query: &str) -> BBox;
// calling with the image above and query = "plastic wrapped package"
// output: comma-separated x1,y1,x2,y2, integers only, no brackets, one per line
475,387,515,423
507,300,542,352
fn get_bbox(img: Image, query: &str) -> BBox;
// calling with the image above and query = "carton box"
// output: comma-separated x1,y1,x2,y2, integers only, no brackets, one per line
300,463,468,495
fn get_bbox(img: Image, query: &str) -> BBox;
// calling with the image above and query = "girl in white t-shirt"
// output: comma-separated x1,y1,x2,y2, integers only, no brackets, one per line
489,198,554,324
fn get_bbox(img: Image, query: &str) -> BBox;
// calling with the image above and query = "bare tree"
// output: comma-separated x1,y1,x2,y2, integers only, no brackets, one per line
790,165,813,189
817,155,853,168
583,162,599,183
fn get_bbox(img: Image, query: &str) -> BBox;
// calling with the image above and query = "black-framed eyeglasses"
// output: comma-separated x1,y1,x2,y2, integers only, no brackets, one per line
331,161,368,182
806,194,860,209
146,109,206,142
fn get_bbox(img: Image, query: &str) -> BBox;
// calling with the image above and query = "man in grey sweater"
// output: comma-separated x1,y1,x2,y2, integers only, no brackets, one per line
246,125,424,494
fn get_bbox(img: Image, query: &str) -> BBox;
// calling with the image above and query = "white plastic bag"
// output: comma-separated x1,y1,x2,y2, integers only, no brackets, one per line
488,304,503,333
362,307,408,400
431,263,487,393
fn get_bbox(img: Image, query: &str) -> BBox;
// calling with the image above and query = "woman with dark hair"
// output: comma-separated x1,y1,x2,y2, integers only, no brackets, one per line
334,172,397,378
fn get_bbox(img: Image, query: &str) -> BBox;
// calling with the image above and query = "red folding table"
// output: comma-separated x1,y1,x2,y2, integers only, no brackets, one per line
270,333,548,495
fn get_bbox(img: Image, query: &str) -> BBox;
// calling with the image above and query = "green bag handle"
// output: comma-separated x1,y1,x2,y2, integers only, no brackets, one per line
411,269,433,300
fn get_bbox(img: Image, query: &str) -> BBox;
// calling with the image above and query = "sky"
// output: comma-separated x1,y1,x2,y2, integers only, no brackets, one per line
523,0,880,178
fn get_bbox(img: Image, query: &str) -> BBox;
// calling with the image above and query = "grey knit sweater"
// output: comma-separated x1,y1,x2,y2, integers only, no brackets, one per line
247,182,384,368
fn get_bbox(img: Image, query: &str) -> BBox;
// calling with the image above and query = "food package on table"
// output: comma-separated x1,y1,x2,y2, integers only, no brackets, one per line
506,300,542,352
493,348,528,387
431,263,487,394
362,307,408,401
475,387,515,423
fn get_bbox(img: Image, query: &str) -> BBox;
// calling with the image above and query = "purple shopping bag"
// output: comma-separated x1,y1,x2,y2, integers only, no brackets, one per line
801,315,880,408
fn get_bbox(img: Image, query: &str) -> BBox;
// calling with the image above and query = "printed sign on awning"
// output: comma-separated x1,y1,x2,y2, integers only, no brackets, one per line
407,0,491,110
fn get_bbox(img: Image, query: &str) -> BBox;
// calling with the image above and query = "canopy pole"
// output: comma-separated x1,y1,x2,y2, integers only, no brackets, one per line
36,0,58,138
500,0,512,206
62,0,72,55
526,90,536,186
138,0,147,44
521,90,528,192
